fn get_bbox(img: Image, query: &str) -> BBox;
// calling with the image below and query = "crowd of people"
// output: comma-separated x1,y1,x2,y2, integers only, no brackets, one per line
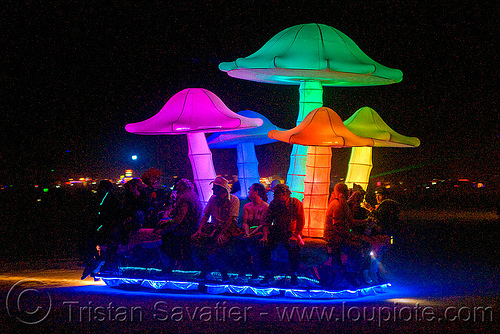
81,168,399,289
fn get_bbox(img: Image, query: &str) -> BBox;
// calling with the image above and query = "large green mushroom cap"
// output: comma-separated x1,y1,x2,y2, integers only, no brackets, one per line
219,23,403,86
344,106,420,147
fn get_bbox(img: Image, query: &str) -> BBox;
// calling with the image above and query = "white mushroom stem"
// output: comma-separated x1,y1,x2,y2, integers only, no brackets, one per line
303,145,332,237
345,146,373,191
286,80,324,200
187,132,216,208
236,142,260,199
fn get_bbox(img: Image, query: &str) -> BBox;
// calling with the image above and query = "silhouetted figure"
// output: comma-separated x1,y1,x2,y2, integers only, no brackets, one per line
157,178,202,271
141,167,168,228
260,183,304,286
323,183,370,288
81,180,121,280
361,187,400,283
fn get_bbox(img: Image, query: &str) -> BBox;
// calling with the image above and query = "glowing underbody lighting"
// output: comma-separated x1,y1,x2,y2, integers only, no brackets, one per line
94,269,391,299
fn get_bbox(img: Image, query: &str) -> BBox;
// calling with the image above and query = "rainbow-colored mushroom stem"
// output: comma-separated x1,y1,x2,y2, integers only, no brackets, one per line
269,107,373,237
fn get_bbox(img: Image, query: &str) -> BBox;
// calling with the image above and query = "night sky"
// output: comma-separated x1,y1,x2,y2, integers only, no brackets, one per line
2,1,498,185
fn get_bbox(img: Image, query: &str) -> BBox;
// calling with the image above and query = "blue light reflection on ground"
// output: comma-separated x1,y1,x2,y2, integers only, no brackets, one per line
53,281,416,306
89,273,415,303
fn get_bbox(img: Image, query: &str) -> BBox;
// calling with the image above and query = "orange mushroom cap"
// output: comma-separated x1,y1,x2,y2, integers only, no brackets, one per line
268,107,374,148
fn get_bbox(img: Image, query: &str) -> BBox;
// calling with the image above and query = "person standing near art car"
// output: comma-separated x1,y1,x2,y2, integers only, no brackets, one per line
93,180,122,246
323,182,371,288
324,183,352,286
121,178,148,234
191,176,240,282
361,187,400,283
81,180,121,280
348,185,369,221
157,178,202,271
94,178,149,273
259,183,304,286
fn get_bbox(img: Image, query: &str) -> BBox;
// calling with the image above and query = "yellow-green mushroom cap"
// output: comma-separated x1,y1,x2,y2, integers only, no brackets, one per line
344,106,420,147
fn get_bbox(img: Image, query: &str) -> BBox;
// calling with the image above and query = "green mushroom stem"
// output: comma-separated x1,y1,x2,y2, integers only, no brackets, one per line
287,80,324,200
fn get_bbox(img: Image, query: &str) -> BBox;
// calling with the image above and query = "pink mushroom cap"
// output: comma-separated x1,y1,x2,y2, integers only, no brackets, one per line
125,88,263,135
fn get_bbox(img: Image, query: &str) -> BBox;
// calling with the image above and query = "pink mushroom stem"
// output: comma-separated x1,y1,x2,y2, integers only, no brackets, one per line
187,132,217,207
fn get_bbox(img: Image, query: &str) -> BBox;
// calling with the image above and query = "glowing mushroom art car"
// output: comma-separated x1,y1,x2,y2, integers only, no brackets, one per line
107,25,402,300
101,106,391,299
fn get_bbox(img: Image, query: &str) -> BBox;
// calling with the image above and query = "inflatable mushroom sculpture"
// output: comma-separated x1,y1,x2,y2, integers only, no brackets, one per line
268,107,373,237
220,23,402,200
125,88,263,207
344,106,421,190
207,110,282,199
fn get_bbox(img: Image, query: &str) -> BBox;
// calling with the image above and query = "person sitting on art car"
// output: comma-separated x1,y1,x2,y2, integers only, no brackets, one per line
191,176,240,282
348,185,369,221
237,182,269,281
156,178,203,272
141,167,168,228
259,183,304,286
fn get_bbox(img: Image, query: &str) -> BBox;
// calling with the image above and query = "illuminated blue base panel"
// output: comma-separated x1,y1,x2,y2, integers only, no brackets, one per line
94,268,391,299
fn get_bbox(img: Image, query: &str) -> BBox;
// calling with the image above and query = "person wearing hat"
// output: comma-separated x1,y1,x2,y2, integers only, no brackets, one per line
361,187,400,236
361,186,400,283
266,179,282,204
259,183,304,286
191,176,240,282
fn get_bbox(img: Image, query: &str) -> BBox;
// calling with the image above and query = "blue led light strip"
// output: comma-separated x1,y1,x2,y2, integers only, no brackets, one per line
95,274,391,299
